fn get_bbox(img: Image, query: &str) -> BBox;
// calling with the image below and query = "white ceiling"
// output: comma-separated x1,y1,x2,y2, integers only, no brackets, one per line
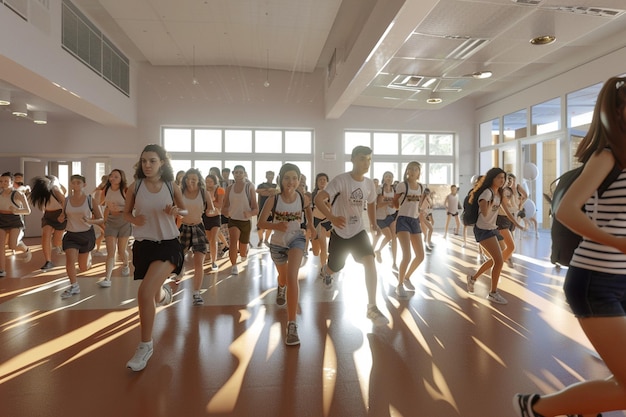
2,0,626,124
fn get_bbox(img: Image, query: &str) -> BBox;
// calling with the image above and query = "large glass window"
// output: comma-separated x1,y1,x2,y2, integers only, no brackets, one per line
503,109,527,142
163,127,313,190
567,82,601,130
480,119,499,147
344,131,456,186
532,97,560,135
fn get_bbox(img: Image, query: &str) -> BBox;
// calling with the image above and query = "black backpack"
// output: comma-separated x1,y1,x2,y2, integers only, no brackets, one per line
461,188,492,226
549,163,621,266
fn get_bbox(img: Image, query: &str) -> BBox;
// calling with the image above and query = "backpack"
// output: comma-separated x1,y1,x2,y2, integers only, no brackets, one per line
461,188,493,226
549,163,621,266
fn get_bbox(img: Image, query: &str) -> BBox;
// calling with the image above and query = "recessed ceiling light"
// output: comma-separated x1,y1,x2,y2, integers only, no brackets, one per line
472,71,493,79
426,93,442,104
530,35,556,45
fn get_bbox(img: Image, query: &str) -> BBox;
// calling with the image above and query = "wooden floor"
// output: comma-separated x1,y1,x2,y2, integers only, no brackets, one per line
0,229,623,417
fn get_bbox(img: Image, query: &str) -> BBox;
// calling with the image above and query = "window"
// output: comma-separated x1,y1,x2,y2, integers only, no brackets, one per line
344,130,456,186
285,131,312,154
163,127,314,189
503,110,527,142
532,98,560,135
480,118,499,147
225,130,252,153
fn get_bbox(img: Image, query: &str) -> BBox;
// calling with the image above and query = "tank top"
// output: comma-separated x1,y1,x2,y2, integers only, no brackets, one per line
0,190,20,213
133,181,179,241
181,190,204,225
104,188,125,215
228,182,252,221
65,195,93,232
269,193,304,247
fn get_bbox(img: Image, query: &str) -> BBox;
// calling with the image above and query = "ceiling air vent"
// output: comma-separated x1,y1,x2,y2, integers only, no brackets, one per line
445,38,489,60
544,6,625,18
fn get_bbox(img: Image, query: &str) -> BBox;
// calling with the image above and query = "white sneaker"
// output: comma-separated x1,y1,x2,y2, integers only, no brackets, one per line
395,285,408,299
98,279,112,288
126,342,153,371
121,265,131,276
403,279,416,291
487,291,508,305
231,265,239,275
366,306,389,326
157,284,173,306
20,248,32,262
211,262,219,272
60,284,80,299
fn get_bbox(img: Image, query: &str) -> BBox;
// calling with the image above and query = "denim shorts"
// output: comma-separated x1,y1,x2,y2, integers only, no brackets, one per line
473,226,503,243
269,234,306,265
563,266,626,318
395,215,422,234
376,213,397,230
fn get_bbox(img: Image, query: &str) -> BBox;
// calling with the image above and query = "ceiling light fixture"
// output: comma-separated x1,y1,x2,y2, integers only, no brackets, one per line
426,93,442,104
264,49,270,88
472,71,493,79
0,90,10,106
530,35,556,45
192,45,199,85
11,102,28,117
32,111,47,125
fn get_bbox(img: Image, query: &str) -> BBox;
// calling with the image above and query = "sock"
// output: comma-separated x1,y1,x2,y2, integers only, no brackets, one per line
140,340,153,349
367,303,375,310
194,290,201,296
105,258,115,280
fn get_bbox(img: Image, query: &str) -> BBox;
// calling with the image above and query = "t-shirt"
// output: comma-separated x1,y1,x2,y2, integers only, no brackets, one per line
396,181,422,219
324,172,376,239
475,188,499,230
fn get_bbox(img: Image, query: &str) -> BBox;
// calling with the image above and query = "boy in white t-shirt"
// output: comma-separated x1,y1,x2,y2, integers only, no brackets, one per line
314,146,389,326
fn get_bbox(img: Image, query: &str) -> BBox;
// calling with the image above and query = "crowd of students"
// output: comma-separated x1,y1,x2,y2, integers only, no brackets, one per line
4,75,626,416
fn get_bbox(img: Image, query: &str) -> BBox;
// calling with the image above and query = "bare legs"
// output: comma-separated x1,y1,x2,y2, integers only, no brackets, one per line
396,230,425,287
532,316,626,417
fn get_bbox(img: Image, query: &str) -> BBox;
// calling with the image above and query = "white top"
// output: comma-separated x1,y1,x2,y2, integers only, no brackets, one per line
133,181,179,241
228,182,252,221
270,193,305,247
324,172,376,239
65,195,92,233
181,190,204,225
445,193,459,215
396,181,422,218
475,188,499,230
103,188,125,214
0,189,21,212
375,188,396,219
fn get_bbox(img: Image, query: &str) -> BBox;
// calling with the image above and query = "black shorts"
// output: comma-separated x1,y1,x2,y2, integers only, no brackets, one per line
132,238,183,280
327,230,374,273
62,228,96,253
202,213,221,230
0,213,24,230
496,215,515,231
42,209,67,230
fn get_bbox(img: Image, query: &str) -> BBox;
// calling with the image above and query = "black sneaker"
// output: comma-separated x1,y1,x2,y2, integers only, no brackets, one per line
512,393,544,417
41,261,54,271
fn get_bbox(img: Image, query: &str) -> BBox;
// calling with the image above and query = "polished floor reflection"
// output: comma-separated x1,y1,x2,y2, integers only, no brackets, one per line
0,232,622,417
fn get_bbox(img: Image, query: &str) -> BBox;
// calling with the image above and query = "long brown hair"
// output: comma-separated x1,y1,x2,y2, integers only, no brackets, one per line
575,76,626,168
